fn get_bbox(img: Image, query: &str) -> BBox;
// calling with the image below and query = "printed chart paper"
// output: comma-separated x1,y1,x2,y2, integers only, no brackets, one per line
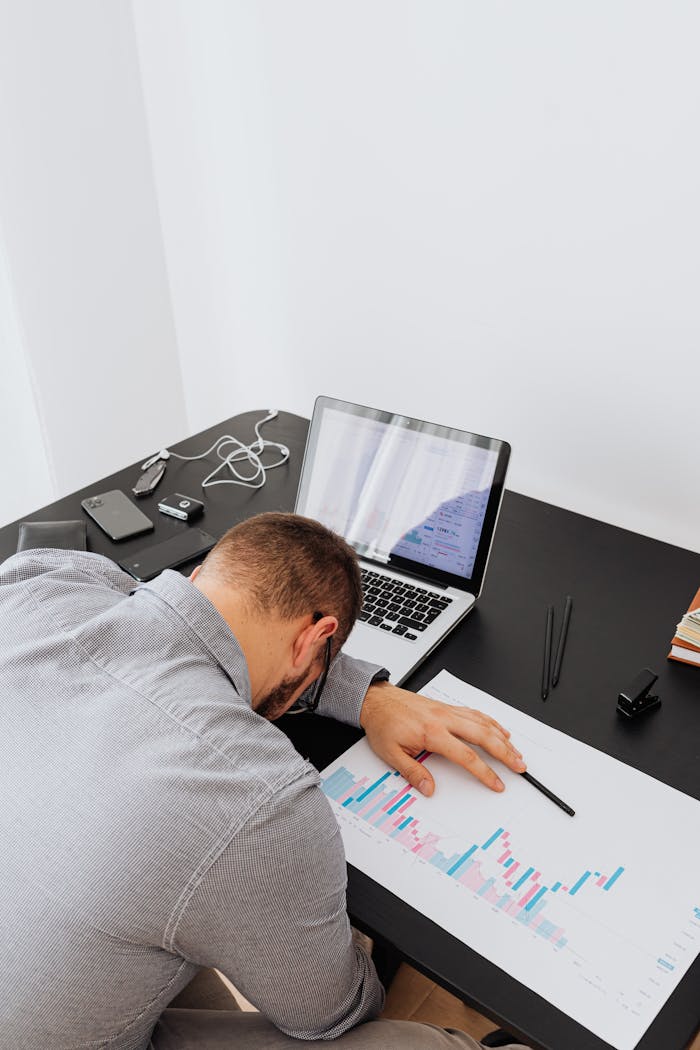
321,671,700,1050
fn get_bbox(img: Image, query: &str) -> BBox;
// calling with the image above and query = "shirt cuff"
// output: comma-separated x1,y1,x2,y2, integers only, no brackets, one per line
314,651,390,728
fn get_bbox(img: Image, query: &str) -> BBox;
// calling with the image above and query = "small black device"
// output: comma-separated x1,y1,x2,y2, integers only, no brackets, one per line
81,490,154,542
617,668,661,719
157,493,204,522
118,527,216,582
133,459,167,498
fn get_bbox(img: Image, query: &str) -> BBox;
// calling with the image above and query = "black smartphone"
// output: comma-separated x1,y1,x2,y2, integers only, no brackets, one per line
81,490,154,542
118,528,216,582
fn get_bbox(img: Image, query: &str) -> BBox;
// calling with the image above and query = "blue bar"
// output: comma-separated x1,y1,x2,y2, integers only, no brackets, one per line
355,771,391,804
658,958,674,971
478,877,496,897
525,886,548,911
557,937,567,948
518,897,547,925
512,866,535,892
504,858,514,868
342,797,354,808
497,894,511,908
603,866,624,891
537,920,556,938
569,871,591,896
447,845,477,877
481,827,505,850
364,795,390,821
387,793,411,815
398,816,414,830
322,769,354,799
551,881,561,892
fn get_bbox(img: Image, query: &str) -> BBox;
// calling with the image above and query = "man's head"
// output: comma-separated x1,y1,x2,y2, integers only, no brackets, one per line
190,512,362,719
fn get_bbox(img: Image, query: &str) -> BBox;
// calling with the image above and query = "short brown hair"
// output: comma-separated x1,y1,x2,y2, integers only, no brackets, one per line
198,512,362,653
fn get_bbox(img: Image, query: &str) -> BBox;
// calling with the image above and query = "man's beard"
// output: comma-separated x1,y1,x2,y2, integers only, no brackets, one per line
256,669,310,721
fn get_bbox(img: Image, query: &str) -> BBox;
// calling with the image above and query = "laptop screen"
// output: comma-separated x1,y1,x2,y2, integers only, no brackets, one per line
295,397,511,593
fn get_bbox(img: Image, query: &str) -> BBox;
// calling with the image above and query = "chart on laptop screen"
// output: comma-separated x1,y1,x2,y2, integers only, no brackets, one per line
300,407,499,577
321,671,700,1050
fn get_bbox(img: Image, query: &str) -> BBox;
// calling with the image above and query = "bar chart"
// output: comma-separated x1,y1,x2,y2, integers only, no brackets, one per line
322,753,624,951
321,671,700,1050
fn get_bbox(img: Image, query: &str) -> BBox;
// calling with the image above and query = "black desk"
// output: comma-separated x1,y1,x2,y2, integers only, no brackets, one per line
3,409,699,1050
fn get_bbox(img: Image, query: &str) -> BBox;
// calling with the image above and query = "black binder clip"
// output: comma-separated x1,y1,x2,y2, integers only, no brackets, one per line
617,668,661,719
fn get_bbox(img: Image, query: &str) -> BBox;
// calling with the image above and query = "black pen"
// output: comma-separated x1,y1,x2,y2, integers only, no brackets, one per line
521,771,575,817
542,605,553,700
551,595,573,688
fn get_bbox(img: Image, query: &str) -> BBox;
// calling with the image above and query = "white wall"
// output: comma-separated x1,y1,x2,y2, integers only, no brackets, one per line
134,0,700,553
0,0,186,522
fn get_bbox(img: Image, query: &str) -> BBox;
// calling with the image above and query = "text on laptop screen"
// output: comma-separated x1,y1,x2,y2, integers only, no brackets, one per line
299,407,500,580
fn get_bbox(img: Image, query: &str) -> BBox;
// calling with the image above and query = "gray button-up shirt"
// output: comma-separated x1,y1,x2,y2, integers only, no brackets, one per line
0,550,386,1049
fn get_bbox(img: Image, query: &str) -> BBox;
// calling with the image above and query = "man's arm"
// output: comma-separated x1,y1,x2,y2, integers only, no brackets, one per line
0,548,134,594
312,653,527,796
168,775,384,1040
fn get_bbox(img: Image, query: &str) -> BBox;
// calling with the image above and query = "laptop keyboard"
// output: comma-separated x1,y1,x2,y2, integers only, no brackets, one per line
359,568,452,642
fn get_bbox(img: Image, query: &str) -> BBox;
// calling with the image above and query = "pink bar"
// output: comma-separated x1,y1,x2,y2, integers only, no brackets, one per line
397,829,415,847
530,871,540,881
415,833,439,858
497,849,512,864
381,783,409,812
397,796,416,815
337,778,366,805
357,793,387,818
460,864,484,891
416,752,432,764
485,886,500,904
561,886,569,893
518,883,541,908
596,876,607,886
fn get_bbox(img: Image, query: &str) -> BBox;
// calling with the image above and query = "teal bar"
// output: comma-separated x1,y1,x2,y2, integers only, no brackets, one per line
569,871,591,896
512,866,535,891
355,771,391,803
525,886,548,911
387,793,411,815
447,845,477,877
481,827,505,850
603,866,624,891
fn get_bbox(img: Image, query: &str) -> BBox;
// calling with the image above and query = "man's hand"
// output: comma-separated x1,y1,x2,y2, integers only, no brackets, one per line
359,681,526,796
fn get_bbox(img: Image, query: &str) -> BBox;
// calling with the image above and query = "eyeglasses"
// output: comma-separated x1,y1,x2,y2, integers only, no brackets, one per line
306,636,332,713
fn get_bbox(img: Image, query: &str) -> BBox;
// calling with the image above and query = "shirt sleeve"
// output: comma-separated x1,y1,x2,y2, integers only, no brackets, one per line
311,651,390,727
168,774,385,1040
0,548,134,593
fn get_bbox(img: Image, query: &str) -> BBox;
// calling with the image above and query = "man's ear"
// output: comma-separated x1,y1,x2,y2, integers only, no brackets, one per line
291,615,338,669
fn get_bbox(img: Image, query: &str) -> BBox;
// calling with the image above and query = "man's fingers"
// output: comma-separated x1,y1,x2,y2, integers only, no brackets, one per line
444,716,526,774
451,705,511,740
392,752,436,797
433,736,507,792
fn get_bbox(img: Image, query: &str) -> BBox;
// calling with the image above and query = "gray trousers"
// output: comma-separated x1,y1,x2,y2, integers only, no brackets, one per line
149,971,530,1050
150,1009,531,1049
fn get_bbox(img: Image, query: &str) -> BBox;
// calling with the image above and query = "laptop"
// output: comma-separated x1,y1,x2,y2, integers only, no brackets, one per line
295,397,511,684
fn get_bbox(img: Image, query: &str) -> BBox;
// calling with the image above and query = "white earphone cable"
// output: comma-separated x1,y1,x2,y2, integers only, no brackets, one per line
142,411,289,492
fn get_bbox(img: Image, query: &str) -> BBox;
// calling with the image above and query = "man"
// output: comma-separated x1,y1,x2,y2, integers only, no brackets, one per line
1,512,529,1050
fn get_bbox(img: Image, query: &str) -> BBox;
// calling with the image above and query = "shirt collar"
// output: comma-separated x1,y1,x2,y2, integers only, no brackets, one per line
134,570,252,702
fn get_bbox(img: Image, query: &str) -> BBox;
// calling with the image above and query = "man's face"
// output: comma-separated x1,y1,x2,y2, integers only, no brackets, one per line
255,648,326,721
